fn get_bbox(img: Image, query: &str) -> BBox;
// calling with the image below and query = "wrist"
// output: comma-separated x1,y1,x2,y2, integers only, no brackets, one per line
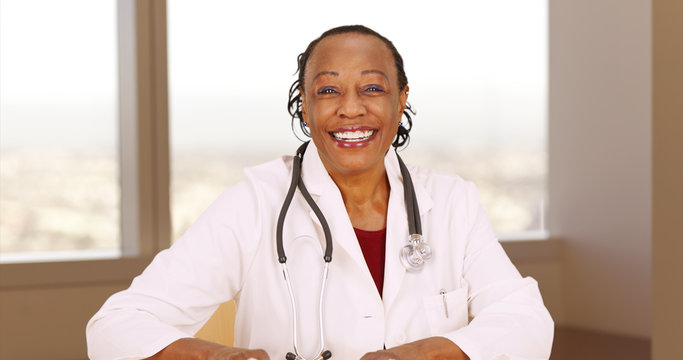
418,337,469,360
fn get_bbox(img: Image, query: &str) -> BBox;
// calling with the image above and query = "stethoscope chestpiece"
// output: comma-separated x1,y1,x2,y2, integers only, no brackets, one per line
399,234,432,272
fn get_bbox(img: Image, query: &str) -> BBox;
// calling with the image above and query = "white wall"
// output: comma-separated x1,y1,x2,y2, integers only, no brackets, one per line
549,0,652,338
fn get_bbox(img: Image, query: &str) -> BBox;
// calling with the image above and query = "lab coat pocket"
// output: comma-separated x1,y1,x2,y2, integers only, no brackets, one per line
423,287,469,335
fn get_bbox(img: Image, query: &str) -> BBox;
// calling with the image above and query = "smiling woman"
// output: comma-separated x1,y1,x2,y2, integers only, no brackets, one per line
87,25,553,360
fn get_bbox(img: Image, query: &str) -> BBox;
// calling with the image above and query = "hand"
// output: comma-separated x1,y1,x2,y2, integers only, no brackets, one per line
359,337,469,360
146,338,270,360
206,346,270,360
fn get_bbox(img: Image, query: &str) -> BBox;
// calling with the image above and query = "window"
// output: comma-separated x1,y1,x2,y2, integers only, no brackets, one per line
168,0,548,241
0,0,120,263
0,0,547,266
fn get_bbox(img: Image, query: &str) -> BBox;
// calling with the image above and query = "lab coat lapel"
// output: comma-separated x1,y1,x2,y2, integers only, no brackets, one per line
382,149,434,314
298,142,435,311
299,142,370,273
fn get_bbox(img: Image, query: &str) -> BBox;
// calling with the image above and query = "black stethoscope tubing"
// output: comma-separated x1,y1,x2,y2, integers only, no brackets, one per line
396,149,422,236
277,141,333,265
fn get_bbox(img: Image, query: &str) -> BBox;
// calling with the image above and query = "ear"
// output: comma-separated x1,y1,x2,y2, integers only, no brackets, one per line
398,86,409,118
300,87,308,124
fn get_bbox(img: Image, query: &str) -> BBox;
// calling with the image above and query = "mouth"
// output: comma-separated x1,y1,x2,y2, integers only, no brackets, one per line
330,129,377,142
328,127,377,148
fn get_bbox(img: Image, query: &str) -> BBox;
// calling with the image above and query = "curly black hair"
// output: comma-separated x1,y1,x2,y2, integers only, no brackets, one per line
287,25,415,148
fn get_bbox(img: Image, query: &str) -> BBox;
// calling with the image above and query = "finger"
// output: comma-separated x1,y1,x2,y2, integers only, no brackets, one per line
223,349,269,360
249,349,270,360
360,350,399,360
242,349,270,360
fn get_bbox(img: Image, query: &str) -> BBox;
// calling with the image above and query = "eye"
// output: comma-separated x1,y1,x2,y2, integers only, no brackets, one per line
317,87,338,95
363,85,385,93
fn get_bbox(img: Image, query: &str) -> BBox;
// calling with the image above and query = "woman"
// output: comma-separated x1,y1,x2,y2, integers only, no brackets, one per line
87,25,553,360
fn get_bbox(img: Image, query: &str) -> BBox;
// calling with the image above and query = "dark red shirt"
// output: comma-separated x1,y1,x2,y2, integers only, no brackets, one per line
353,228,387,297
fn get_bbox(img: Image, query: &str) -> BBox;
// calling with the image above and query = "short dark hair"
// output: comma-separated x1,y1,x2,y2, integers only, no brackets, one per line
287,25,415,148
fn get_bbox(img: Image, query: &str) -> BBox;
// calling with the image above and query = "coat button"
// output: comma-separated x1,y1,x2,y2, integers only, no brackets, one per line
395,334,406,344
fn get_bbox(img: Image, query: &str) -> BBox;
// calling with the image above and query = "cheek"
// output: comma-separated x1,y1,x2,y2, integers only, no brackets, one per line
370,99,402,123
307,101,336,125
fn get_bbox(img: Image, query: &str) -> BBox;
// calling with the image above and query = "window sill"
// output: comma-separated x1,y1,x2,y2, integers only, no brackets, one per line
0,237,560,289
501,235,561,262
0,256,155,289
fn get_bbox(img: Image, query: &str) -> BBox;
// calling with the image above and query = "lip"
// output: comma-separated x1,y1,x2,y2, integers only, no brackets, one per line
328,126,378,149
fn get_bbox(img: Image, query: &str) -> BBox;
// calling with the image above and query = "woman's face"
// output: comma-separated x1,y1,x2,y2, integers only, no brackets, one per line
301,32,408,178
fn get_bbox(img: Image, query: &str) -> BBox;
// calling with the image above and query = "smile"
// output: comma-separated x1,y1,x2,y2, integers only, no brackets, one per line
330,129,377,142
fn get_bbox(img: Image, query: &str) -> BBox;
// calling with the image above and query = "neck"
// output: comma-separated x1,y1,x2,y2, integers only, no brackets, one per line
331,166,388,204
328,165,390,231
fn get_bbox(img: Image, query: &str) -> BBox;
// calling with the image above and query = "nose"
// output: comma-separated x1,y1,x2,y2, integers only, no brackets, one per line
337,91,366,118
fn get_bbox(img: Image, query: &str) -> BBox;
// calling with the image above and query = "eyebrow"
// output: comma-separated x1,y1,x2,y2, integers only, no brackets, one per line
311,69,390,83
312,71,339,82
361,69,390,82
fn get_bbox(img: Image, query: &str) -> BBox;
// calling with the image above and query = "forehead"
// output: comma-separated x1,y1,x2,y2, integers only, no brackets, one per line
305,33,397,83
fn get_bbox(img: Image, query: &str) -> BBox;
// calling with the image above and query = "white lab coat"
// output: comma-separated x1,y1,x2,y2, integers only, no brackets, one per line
87,142,553,360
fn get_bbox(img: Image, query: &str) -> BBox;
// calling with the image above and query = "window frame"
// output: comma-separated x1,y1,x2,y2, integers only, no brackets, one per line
120,0,171,257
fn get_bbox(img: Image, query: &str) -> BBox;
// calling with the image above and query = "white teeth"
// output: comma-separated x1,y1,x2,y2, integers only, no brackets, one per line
331,130,375,142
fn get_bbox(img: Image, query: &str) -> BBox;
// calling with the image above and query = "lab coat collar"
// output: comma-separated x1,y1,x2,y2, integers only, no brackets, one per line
382,147,434,313
299,141,434,310
299,142,373,295
299,141,435,215
298,141,338,197
383,147,435,216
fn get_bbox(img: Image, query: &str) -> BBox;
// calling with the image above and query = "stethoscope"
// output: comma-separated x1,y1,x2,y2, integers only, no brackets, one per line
275,141,432,360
